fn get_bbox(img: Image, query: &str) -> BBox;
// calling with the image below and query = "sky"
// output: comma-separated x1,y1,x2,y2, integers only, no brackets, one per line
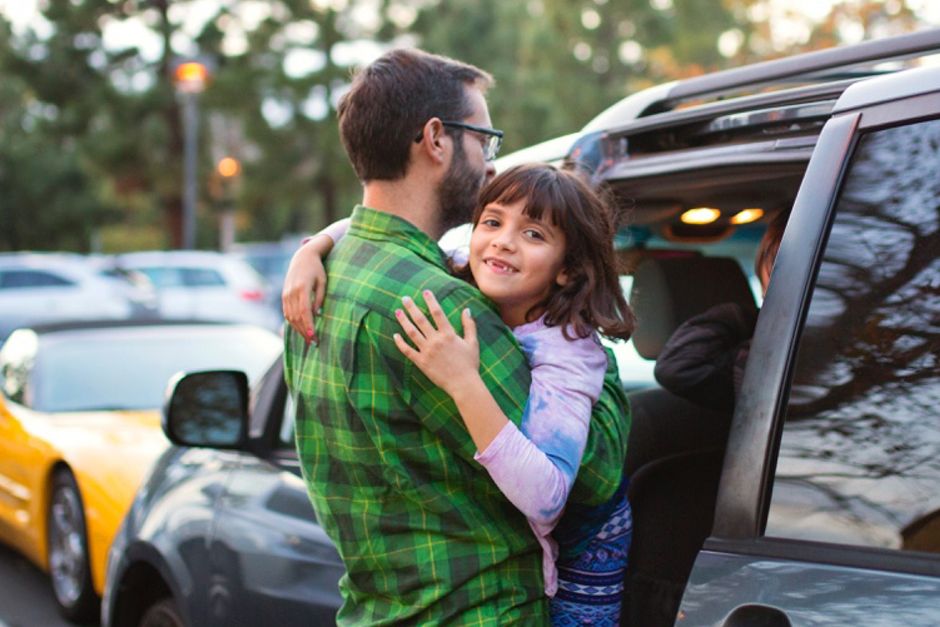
2,0,939,67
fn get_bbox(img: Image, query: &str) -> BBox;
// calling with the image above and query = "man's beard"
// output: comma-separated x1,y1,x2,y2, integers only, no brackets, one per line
436,138,484,234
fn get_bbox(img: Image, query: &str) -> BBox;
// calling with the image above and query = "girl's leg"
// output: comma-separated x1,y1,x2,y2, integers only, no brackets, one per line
550,496,632,626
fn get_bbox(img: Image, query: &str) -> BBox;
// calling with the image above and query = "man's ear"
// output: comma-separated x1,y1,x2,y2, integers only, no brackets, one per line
416,118,448,165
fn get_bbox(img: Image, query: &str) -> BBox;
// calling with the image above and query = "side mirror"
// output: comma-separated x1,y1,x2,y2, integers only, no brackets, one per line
163,370,248,448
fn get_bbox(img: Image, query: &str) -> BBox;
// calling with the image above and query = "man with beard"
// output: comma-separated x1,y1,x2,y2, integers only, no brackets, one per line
283,48,628,625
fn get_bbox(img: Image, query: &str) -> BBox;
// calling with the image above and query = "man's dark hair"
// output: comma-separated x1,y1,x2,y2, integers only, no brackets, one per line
337,48,493,182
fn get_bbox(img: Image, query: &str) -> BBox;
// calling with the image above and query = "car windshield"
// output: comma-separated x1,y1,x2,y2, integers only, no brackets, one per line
31,327,281,412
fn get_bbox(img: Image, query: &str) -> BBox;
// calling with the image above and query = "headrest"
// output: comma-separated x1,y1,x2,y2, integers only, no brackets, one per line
630,256,757,359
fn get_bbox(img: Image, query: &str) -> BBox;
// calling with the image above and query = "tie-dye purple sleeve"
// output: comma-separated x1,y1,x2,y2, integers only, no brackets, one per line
474,323,607,526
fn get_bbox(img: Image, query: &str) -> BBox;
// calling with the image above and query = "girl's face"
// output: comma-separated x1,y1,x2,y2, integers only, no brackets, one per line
469,199,568,327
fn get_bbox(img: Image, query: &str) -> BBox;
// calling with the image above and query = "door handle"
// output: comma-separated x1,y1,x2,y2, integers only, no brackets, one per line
721,604,792,627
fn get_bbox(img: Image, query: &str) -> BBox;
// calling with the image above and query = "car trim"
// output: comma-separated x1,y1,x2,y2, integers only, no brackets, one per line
856,91,940,130
712,110,863,539
835,65,940,114
601,80,852,142
664,28,940,106
601,141,814,182
701,537,940,578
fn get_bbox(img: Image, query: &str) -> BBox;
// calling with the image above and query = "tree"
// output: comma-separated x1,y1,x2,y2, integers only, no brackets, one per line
0,0,933,250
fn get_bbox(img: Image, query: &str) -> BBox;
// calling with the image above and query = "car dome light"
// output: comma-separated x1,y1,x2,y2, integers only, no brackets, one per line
731,208,764,224
680,207,721,225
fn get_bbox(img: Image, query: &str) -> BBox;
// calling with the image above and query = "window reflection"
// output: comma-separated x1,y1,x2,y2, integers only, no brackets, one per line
768,118,940,553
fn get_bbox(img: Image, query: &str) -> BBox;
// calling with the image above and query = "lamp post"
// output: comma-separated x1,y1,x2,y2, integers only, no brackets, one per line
216,156,241,252
173,60,210,250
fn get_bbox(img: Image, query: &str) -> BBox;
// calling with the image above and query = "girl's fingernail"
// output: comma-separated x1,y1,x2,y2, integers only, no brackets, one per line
307,329,314,338
464,308,471,317
402,296,412,305
395,309,403,318
423,290,431,298
316,307,323,315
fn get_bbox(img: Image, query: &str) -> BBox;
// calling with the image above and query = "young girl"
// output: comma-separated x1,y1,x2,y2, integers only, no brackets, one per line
283,164,635,624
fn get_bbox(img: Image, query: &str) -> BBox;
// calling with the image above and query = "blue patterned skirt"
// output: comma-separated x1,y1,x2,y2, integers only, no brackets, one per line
549,495,632,626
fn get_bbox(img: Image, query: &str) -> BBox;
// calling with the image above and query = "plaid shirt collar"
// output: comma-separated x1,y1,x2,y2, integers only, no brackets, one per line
348,205,450,271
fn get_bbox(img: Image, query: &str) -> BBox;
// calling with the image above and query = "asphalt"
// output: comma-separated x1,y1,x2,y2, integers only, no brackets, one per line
0,543,97,627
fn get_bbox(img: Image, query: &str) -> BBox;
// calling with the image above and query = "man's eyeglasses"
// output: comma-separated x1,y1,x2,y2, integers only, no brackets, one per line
415,121,505,161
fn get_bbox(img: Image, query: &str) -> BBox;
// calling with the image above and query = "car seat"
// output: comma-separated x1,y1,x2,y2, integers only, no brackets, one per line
622,256,757,627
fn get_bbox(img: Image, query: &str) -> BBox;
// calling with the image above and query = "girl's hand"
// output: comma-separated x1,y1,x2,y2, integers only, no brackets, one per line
282,235,331,343
393,291,479,397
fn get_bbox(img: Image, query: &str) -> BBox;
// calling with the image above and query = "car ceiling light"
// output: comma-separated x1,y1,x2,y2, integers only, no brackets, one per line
731,208,764,224
681,207,721,225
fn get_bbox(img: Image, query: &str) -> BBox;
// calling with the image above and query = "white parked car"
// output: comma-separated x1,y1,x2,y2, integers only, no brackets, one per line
115,250,281,330
0,253,158,340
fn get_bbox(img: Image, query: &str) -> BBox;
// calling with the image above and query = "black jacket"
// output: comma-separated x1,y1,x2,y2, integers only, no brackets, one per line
653,302,758,412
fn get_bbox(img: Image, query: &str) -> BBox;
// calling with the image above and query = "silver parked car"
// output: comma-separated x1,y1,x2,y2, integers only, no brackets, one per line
115,251,281,331
0,253,158,341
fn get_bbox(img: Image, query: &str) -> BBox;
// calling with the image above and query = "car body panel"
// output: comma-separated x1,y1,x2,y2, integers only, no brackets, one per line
678,550,940,626
0,399,164,593
207,455,342,625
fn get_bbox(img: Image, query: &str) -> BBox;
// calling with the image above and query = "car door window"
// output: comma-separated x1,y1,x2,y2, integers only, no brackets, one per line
766,116,940,554
137,267,183,288
181,267,226,287
0,270,74,289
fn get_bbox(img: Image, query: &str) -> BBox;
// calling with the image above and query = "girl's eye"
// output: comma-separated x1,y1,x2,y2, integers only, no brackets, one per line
524,229,545,241
481,218,500,228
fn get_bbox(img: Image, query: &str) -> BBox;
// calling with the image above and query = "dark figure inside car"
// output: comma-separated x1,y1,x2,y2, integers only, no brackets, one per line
653,210,789,411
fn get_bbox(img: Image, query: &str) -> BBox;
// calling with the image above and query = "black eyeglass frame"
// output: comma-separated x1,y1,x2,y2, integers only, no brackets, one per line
414,120,505,161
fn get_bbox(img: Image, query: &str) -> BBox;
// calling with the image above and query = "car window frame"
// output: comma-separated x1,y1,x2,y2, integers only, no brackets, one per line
706,89,940,578
246,357,300,472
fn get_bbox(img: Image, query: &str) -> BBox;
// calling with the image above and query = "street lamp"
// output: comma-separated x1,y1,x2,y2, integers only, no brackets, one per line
172,59,211,249
216,156,241,252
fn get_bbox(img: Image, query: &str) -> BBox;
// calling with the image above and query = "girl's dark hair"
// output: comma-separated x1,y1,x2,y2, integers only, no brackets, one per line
459,163,635,341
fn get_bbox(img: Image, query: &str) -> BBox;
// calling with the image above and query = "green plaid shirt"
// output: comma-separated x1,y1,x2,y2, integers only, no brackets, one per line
285,206,629,625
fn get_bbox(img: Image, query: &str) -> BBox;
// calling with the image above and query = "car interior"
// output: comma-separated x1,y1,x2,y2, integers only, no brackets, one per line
605,165,801,625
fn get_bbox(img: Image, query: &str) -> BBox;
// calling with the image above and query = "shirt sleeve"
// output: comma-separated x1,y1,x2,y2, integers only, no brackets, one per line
360,282,531,467
569,348,631,507
474,329,607,526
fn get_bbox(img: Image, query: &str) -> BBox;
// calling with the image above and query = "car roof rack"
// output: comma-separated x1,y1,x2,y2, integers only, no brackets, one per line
655,27,940,112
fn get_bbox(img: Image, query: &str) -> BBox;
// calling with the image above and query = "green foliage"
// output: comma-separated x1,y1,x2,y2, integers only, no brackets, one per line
0,0,931,250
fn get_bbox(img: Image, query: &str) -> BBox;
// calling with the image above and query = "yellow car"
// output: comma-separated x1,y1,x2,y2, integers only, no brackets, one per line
0,320,282,622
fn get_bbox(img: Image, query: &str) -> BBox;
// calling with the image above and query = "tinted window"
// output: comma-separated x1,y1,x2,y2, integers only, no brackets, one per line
136,267,183,288
0,269,74,289
32,327,281,412
767,117,940,553
181,267,226,287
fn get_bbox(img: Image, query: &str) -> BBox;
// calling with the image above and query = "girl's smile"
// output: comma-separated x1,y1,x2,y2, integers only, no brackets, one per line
469,199,568,327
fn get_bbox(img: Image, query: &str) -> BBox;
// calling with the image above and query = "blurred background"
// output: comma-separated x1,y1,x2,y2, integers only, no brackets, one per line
0,0,937,329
